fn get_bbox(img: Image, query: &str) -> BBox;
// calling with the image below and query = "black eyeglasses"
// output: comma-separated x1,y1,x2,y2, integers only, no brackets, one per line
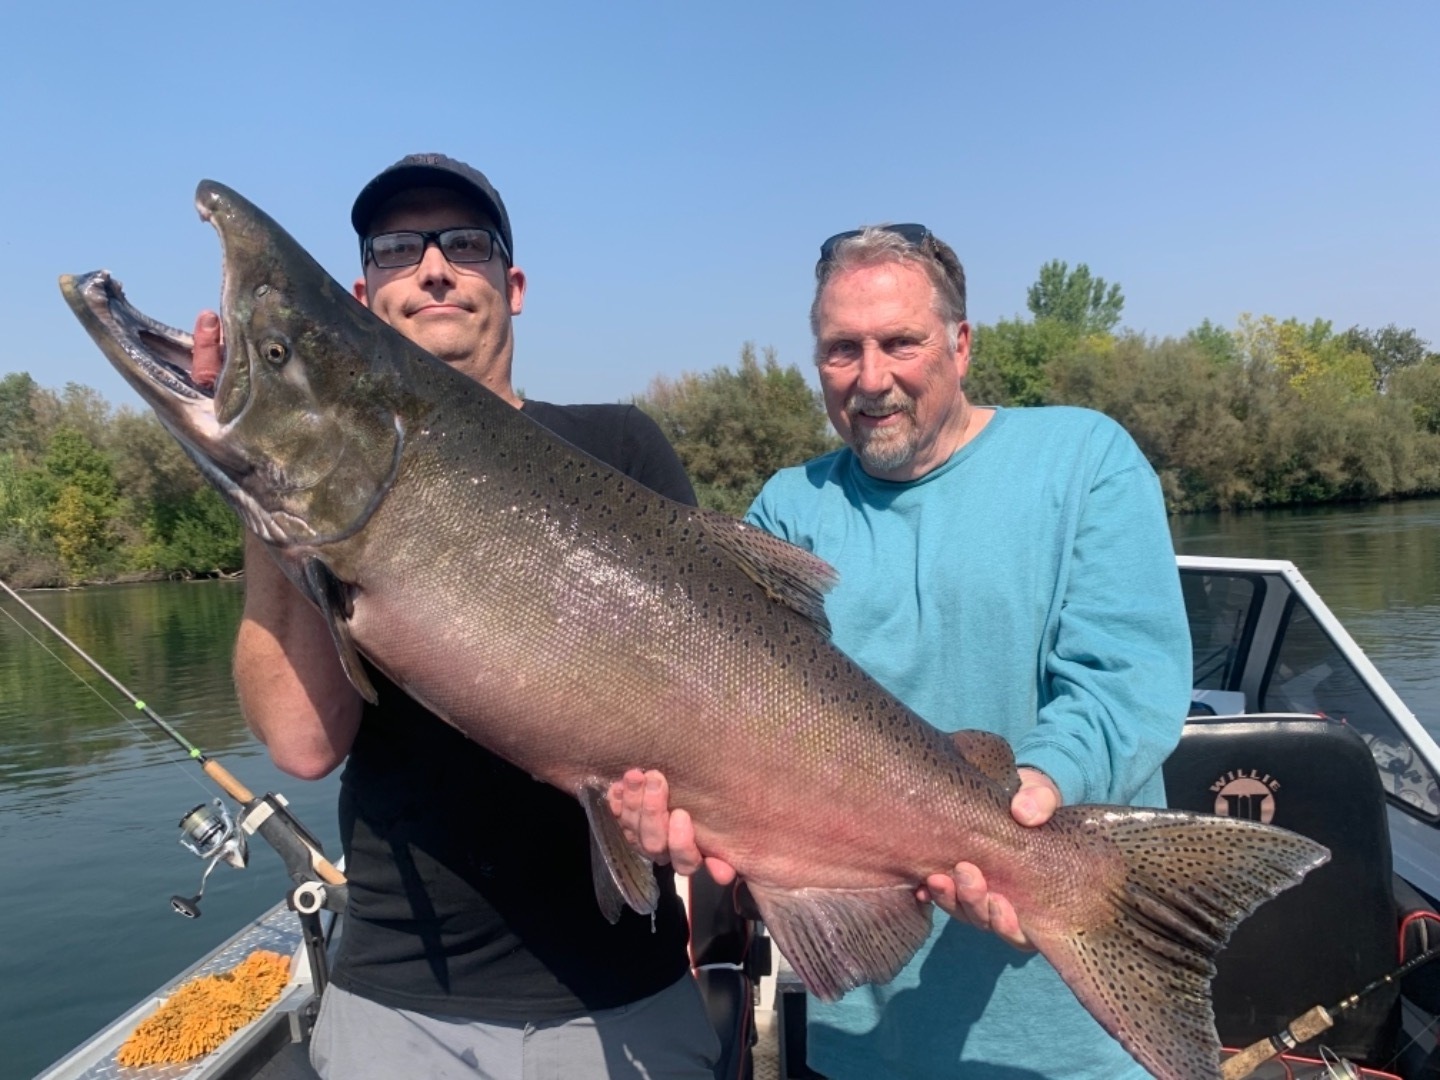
363,227,511,270
819,223,932,263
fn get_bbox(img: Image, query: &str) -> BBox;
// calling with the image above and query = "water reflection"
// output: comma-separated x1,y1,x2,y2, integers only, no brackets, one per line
0,581,341,1080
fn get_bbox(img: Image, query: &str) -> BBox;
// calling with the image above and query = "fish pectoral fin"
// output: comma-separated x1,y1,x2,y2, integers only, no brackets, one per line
578,782,659,923
300,555,377,705
701,513,838,636
746,881,933,1002
949,730,1020,797
1027,806,1330,1080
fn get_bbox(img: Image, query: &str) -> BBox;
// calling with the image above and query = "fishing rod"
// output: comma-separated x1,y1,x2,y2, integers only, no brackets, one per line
0,578,346,918
1221,941,1440,1079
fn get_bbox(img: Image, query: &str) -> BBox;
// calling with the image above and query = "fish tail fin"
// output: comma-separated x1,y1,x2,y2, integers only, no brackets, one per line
1025,807,1329,1080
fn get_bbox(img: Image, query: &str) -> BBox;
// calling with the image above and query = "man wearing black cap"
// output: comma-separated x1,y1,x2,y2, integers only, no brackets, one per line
194,155,721,1078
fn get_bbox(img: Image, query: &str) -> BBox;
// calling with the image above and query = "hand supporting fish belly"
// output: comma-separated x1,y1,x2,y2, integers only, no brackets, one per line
609,769,740,882
59,179,1330,1080
611,764,1058,951
918,768,1060,951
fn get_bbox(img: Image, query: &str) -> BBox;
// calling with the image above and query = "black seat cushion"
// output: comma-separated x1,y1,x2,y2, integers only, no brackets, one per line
688,871,756,1080
694,967,754,1080
1162,715,1400,1064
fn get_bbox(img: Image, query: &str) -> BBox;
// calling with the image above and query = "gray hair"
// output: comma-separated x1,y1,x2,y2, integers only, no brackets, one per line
810,226,968,355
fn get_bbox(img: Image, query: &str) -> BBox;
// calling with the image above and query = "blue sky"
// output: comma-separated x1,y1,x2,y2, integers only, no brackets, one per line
3,1,1436,410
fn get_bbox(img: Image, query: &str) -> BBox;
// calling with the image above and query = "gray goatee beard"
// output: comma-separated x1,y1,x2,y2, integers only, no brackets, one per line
846,390,918,473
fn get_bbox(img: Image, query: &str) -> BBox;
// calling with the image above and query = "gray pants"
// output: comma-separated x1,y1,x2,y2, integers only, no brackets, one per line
309,976,721,1080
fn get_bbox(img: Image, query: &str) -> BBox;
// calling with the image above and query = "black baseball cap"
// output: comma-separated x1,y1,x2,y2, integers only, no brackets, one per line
350,153,514,261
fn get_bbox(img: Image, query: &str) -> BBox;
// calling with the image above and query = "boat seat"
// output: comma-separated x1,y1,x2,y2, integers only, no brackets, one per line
687,870,765,1080
1162,714,1401,1066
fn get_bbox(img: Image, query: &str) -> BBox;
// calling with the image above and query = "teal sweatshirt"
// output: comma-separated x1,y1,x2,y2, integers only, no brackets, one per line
746,405,1192,1079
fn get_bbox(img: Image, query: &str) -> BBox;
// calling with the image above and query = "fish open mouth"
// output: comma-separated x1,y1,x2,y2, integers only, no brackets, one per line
61,184,242,418
58,260,248,486
59,263,277,536
60,271,213,402
61,178,406,548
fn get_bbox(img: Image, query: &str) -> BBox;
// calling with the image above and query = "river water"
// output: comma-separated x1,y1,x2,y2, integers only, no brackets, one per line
2,498,1439,1079
0,581,340,1080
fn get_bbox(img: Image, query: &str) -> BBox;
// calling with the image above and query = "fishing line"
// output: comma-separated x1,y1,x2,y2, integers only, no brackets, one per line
0,586,213,798
1,579,348,1021
0,576,347,902
0,587,214,800
1381,1010,1440,1079
1377,917,1440,1077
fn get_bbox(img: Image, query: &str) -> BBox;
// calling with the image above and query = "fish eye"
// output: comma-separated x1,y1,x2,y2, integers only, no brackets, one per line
263,340,289,365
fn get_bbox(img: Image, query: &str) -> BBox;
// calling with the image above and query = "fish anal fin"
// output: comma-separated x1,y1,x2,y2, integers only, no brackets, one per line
746,881,933,1002
1025,807,1330,1080
949,730,1020,796
300,555,376,705
700,512,837,636
578,781,659,923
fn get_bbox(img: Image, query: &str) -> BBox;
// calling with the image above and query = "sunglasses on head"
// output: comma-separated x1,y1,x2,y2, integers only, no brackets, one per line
819,223,932,263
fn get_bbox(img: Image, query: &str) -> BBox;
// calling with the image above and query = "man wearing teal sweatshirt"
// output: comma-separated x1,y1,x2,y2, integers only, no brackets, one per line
615,223,1193,1077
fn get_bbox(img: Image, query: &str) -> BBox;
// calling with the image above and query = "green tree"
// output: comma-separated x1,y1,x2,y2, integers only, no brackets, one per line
0,373,41,456
635,344,838,515
40,427,122,581
0,452,50,537
32,382,114,448
967,316,1086,407
1339,324,1436,393
108,411,244,574
1390,359,1440,436
1232,315,1373,403
148,486,245,574
1046,328,1440,511
1046,334,1259,509
1185,319,1239,366
1026,260,1125,334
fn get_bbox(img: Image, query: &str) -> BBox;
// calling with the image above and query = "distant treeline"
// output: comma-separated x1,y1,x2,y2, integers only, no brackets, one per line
0,378,242,586
640,263,1440,517
4,262,1437,585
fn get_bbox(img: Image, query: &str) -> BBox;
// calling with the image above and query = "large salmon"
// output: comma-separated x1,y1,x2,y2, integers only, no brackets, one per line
60,181,1327,1079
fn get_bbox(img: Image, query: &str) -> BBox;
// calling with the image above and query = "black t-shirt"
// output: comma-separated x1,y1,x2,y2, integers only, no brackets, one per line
329,401,698,1020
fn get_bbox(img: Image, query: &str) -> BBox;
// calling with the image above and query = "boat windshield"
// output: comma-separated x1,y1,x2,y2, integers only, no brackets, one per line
1186,573,1256,696
1263,598,1440,819
1180,563,1440,822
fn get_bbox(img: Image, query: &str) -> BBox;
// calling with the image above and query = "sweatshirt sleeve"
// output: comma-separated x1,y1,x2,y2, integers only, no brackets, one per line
1011,446,1193,807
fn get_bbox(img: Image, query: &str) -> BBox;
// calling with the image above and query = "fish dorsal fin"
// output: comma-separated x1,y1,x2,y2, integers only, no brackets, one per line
577,781,659,923
745,881,933,1001
950,730,1021,798
300,556,377,705
699,511,837,636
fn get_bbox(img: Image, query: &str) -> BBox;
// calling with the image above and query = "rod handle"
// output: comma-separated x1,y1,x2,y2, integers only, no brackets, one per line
201,759,256,803
1220,1005,1333,1080
312,852,347,886
240,789,349,888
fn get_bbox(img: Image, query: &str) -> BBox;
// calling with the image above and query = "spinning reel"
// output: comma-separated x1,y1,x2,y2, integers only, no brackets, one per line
170,799,249,918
